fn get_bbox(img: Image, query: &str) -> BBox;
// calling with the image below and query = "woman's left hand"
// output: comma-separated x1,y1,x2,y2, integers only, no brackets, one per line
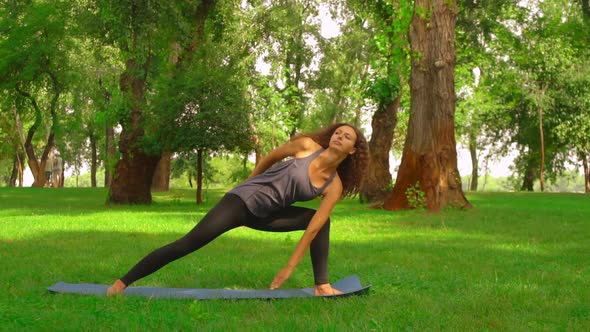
269,266,294,289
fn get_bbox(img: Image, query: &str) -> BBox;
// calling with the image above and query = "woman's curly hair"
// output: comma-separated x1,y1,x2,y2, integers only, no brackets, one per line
297,123,369,198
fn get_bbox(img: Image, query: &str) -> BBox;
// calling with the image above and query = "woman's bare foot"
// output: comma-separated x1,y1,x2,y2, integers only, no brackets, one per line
106,279,126,296
314,283,343,296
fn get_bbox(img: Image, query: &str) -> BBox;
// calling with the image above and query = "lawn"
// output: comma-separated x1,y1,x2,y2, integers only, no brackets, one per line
0,187,589,331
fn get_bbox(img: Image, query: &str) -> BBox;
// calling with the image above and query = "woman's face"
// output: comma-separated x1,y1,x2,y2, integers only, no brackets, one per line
329,126,357,155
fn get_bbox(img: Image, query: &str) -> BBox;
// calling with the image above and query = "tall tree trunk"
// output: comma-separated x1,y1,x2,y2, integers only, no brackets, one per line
104,125,115,187
582,152,590,194
360,96,400,202
251,128,262,165
538,107,545,192
196,149,203,204
16,151,24,187
16,79,60,187
384,0,470,211
99,76,115,188
108,59,160,204
16,89,47,187
90,133,97,187
60,165,65,188
469,132,478,191
152,152,171,192
9,155,19,187
521,155,535,191
28,133,54,187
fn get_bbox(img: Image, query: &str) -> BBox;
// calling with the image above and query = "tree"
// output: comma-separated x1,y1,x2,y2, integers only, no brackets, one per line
149,3,254,203
305,8,371,129
0,1,74,187
384,0,471,211
350,0,413,203
454,0,518,191
0,109,24,186
477,0,587,192
86,0,216,203
153,60,253,203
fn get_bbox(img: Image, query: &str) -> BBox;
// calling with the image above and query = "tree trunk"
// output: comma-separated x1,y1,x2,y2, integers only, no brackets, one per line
99,76,115,188
104,125,115,187
17,151,24,187
60,164,65,187
384,0,470,211
538,107,545,192
28,134,54,187
109,151,159,203
360,95,400,202
16,83,59,187
152,152,171,192
469,133,478,191
582,152,589,194
196,149,203,204
521,155,535,191
252,131,262,165
108,0,214,203
18,95,44,187
9,154,19,187
90,133,97,187
14,113,27,187
108,58,160,204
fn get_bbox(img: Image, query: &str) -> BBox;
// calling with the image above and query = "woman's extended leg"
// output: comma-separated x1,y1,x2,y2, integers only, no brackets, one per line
109,194,251,293
245,206,331,286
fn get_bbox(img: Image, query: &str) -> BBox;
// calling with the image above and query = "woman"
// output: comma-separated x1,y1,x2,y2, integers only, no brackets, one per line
107,123,368,296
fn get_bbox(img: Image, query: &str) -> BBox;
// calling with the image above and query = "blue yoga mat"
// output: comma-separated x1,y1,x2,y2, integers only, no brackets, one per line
47,275,370,300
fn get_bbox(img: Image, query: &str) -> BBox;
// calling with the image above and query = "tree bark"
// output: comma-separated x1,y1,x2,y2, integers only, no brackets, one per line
252,129,262,165
538,107,545,192
581,152,589,194
108,58,160,204
16,73,60,187
17,153,24,187
60,164,65,187
16,88,49,187
9,154,20,187
152,152,171,192
104,125,115,187
196,149,203,204
521,155,535,191
360,95,400,202
384,0,470,211
90,132,97,187
469,132,478,191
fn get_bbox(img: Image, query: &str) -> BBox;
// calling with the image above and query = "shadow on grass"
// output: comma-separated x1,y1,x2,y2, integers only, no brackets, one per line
3,222,589,331
0,187,225,217
3,226,588,296
2,188,590,330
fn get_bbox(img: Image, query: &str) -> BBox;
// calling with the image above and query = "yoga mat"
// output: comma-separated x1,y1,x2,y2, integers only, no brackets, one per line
47,275,370,300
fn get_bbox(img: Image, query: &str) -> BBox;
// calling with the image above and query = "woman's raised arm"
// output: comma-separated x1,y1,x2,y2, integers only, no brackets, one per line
248,137,316,178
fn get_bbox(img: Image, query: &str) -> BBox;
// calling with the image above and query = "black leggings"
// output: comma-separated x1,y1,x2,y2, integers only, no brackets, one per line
120,194,330,286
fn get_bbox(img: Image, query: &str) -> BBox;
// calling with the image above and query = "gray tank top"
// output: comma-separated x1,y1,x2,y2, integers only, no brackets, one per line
228,148,337,217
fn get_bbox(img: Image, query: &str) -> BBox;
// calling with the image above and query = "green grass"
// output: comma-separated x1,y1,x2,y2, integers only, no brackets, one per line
1,188,589,331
